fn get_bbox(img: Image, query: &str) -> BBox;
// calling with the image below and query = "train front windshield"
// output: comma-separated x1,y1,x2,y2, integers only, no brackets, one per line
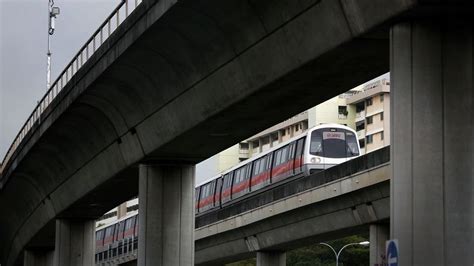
310,128,359,158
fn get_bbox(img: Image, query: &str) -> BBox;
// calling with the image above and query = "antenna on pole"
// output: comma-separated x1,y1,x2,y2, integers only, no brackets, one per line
47,0,60,90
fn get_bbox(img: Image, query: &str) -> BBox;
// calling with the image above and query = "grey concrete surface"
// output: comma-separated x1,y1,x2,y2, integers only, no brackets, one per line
0,0,472,265
257,251,286,266
137,164,194,266
369,223,389,266
52,219,95,266
391,21,473,265
23,250,53,266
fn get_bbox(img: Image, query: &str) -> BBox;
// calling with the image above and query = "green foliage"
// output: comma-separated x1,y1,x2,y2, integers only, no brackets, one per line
227,235,369,266
226,258,256,266
287,235,369,266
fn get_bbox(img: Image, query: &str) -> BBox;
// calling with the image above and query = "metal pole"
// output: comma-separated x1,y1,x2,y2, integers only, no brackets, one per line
319,241,369,266
47,0,59,90
47,0,52,90
319,242,338,266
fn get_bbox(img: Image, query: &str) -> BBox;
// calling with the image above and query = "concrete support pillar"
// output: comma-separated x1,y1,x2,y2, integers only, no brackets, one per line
24,250,54,266
256,251,286,266
53,219,95,266
391,21,472,265
138,164,195,266
369,224,389,266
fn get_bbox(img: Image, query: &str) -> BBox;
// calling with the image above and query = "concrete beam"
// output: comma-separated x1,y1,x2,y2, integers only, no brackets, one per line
391,21,473,265
138,164,194,266
52,219,95,266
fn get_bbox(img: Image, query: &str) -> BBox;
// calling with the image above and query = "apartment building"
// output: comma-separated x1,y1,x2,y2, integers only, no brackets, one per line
194,78,391,184
346,79,390,154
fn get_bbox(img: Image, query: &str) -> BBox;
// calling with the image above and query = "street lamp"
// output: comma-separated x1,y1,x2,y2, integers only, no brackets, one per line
47,0,60,89
319,241,369,266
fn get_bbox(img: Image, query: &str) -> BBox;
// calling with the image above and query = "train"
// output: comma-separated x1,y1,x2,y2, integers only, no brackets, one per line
195,123,360,214
94,124,360,262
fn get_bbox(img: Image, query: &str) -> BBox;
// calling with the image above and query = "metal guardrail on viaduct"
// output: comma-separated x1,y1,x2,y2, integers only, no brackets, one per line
0,0,143,183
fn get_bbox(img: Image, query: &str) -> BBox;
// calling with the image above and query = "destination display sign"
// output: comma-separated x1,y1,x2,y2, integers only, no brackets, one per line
323,131,345,140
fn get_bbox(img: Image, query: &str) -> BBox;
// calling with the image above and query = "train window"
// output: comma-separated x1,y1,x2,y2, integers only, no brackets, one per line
195,187,200,202
125,219,132,230
202,182,213,198
288,142,296,159
96,230,103,241
346,132,359,156
266,153,273,169
253,160,261,176
281,146,288,163
252,156,267,176
274,150,282,165
296,138,305,157
223,173,232,188
261,156,267,172
119,222,125,233
234,165,249,184
215,178,223,199
311,128,359,158
105,226,113,238
273,146,290,166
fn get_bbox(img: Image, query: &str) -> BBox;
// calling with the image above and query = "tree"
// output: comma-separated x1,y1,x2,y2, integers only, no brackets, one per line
226,235,369,266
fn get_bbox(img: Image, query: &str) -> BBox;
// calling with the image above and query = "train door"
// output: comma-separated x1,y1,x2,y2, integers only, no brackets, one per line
231,164,251,199
214,177,223,208
221,173,233,204
96,229,104,250
198,181,216,212
195,187,201,213
294,138,305,174
250,154,271,191
287,141,296,175
134,215,139,238
271,145,292,183
116,221,125,242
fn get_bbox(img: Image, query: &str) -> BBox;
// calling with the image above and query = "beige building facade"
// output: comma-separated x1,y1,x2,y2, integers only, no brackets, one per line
199,78,391,181
347,79,390,154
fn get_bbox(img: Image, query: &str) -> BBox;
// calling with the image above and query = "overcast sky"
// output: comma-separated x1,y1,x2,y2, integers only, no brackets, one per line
0,0,118,159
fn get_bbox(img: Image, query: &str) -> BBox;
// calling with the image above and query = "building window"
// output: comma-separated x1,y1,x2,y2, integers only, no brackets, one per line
359,139,365,148
366,135,373,144
338,106,348,119
380,94,384,102
356,121,365,131
366,98,373,106
381,131,384,140
367,116,373,124
380,112,384,121
356,102,365,113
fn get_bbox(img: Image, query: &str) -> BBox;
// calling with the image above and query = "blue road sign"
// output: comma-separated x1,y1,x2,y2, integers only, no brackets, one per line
386,239,399,266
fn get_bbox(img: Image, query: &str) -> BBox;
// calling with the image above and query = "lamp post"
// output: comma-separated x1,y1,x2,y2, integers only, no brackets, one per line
47,0,60,90
319,241,369,266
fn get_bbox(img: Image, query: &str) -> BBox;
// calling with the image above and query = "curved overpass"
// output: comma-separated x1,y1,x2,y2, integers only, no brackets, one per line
2,0,465,265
